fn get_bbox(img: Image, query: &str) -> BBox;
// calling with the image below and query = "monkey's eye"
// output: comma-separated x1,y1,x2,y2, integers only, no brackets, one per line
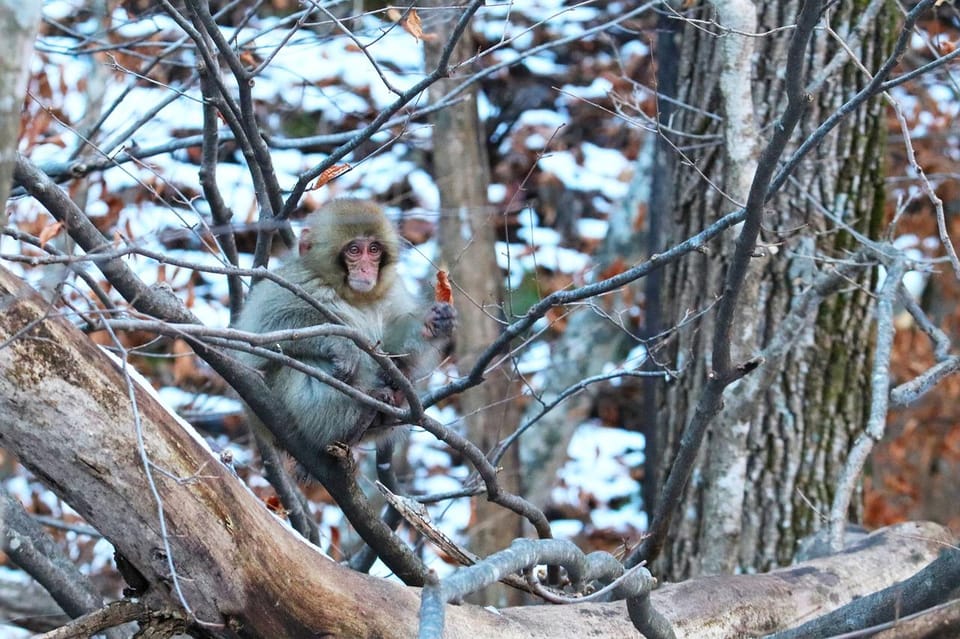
346,242,362,256
369,242,383,256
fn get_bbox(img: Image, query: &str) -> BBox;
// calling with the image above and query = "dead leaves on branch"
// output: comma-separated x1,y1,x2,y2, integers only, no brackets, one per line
386,7,437,42
309,164,351,191
37,221,63,247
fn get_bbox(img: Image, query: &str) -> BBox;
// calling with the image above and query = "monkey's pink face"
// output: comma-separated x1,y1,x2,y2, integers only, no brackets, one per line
343,237,384,293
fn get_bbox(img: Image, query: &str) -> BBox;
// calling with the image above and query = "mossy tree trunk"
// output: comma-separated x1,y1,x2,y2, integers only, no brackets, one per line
652,0,892,580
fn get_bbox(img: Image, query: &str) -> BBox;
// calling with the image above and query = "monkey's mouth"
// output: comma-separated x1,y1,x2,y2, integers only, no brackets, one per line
348,276,377,293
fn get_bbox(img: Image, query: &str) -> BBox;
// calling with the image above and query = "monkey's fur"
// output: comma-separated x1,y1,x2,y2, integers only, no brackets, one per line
234,199,455,453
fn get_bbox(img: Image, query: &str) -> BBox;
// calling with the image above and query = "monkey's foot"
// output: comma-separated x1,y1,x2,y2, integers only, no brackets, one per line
325,441,351,459
325,442,358,475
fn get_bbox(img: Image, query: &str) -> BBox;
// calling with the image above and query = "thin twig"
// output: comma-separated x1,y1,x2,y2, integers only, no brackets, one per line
828,258,904,552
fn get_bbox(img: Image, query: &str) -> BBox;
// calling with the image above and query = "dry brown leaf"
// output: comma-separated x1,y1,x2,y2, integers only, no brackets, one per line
38,221,63,247
544,306,569,335
387,7,435,42
185,277,196,308
599,257,627,280
239,50,258,67
264,495,286,515
310,163,351,190
435,270,453,303
328,526,342,561
171,338,201,387
90,192,123,233
402,8,424,40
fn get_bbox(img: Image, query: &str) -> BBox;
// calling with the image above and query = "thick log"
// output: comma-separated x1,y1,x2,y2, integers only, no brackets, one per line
0,265,953,638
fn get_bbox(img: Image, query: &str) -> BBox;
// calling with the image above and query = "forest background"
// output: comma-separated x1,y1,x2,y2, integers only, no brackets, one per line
0,1,959,637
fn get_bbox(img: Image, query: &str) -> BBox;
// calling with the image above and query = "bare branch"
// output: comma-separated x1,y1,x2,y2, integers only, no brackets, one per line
0,489,123,639
418,415,552,541
418,538,668,639
890,356,960,408
34,600,163,639
829,258,904,552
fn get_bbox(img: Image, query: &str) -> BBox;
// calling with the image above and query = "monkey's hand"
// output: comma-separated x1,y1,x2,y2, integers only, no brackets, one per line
352,380,406,444
330,356,359,383
423,302,456,340
318,339,360,383
371,377,406,411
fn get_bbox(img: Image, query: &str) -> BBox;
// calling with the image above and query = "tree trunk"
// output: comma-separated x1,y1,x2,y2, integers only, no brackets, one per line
423,2,524,606
0,2,41,224
653,1,892,579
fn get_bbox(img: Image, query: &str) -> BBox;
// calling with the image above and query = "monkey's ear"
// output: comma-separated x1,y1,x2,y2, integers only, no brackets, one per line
299,228,312,256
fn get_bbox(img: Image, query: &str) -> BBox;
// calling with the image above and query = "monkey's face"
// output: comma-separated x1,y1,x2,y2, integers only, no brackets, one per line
298,200,400,302
342,237,384,293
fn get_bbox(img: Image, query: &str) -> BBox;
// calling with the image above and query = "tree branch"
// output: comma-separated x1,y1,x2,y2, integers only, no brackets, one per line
0,490,124,639
828,257,903,550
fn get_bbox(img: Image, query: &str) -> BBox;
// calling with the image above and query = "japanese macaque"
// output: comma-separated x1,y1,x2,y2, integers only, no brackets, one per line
234,198,455,454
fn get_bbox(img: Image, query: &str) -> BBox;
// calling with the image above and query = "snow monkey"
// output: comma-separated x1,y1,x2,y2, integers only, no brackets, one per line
234,198,455,456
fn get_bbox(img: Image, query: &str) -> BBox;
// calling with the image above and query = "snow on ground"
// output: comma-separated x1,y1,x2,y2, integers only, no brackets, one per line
554,421,647,534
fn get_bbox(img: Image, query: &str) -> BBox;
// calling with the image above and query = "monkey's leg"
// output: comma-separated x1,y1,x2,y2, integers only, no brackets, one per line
248,416,320,545
348,440,406,573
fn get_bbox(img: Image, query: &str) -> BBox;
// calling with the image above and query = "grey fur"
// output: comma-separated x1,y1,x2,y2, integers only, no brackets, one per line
233,200,454,453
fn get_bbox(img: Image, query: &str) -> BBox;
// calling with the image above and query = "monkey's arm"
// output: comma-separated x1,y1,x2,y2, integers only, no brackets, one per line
372,301,456,404
380,301,455,355
234,276,356,369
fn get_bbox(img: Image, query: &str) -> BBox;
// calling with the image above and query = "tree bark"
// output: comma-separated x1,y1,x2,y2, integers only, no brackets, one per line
0,2,41,225
0,573,70,634
0,265,953,638
653,1,892,579
424,2,524,606
871,599,960,639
